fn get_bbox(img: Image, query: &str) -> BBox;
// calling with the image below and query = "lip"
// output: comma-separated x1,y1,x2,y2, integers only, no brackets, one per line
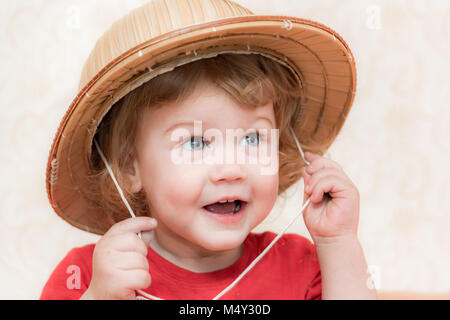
204,196,248,206
202,201,247,224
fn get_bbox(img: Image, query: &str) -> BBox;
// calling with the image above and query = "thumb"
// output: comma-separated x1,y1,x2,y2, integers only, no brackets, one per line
140,230,155,247
301,167,311,206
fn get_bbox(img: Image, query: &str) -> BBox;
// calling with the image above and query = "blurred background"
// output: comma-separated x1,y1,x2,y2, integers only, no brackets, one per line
0,0,449,299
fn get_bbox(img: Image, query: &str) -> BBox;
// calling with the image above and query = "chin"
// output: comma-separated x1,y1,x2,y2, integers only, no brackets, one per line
199,230,249,252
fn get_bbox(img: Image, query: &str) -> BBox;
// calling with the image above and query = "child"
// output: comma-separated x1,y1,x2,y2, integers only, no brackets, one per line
41,0,376,300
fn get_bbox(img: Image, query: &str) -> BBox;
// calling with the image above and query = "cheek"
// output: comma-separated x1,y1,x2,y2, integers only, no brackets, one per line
252,170,279,207
165,168,204,207
141,156,205,210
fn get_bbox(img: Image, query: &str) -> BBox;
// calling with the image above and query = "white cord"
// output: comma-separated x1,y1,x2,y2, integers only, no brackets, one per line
211,198,311,300
133,197,311,300
93,139,142,239
94,125,311,300
289,126,310,166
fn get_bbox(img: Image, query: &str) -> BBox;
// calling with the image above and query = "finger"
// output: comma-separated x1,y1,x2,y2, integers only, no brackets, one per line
115,251,149,271
302,169,315,208
309,175,350,204
301,166,311,184
140,230,155,247
305,168,346,196
305,152,342,175
106,217,157,237
107,232,148,256
301,167,313,200
118,269,152,291
304,151,322,166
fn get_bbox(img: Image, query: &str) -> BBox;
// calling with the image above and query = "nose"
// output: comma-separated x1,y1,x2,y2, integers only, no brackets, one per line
208,138,248,183
210,163,248,183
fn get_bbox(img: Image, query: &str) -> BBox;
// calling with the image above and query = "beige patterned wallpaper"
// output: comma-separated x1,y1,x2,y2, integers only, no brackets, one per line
0,0,449,299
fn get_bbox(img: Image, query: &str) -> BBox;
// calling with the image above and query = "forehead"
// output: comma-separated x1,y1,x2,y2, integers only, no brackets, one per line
142,80,275,132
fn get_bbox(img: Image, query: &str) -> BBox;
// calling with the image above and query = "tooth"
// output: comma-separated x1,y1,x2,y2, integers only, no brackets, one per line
227,200,235,203
219,200,228,203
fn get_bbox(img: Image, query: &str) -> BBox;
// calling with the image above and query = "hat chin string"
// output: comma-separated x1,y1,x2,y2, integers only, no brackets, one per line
93,127,311,300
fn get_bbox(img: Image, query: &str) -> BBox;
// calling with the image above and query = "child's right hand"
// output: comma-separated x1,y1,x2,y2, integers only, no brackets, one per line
81,217,157,300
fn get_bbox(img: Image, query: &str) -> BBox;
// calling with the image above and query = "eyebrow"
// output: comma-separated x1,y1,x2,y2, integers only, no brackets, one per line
256,116,275,128
163,116,274,136
163,121,199,136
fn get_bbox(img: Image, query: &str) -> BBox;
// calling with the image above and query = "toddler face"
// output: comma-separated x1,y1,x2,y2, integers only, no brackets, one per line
128,80,279,254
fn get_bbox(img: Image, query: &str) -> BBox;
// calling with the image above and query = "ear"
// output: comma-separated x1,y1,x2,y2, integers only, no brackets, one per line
125,159,143,194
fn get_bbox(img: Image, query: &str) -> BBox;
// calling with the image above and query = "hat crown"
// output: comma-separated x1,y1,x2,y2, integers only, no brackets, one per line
79,0,253,90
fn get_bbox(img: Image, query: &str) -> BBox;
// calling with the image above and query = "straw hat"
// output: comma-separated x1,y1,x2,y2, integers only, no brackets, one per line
46,0,357,235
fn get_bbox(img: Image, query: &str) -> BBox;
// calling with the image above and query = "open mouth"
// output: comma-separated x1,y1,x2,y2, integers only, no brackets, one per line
203,200,246,215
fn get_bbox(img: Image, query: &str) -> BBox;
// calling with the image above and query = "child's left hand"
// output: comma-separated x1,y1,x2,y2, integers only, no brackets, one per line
301,152,360,245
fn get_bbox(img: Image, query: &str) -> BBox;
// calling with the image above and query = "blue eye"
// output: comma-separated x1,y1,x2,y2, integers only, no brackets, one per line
181,132,263,151
241,132,261,147
182,136,208,151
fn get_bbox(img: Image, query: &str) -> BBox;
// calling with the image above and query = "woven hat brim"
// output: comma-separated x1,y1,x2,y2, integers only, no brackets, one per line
47,15,356,235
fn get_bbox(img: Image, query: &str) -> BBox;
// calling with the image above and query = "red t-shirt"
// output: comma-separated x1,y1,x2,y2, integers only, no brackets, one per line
40,231,321,300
